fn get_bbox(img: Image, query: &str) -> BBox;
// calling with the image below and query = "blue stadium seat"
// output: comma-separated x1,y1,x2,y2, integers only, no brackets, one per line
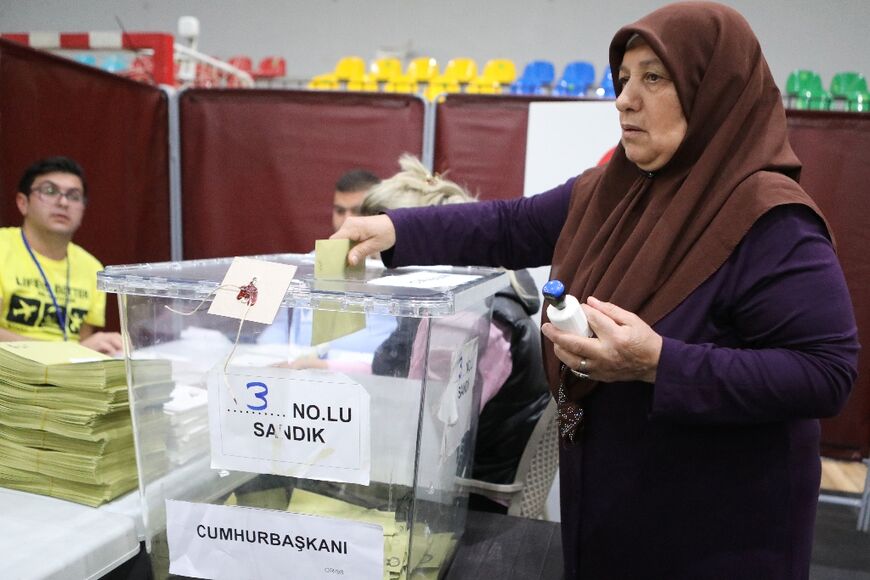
510,60,555,95
73,54,98,67
554,61,595,96
596,67,615,98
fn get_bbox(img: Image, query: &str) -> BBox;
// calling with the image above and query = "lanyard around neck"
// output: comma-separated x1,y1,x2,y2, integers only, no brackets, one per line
21,229,70,341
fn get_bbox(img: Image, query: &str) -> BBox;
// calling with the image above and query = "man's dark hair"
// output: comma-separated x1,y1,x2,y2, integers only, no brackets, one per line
18,156,88,197
335,169,380,193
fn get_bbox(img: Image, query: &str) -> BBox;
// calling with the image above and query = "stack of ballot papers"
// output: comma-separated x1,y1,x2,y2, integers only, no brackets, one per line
0,342,172,506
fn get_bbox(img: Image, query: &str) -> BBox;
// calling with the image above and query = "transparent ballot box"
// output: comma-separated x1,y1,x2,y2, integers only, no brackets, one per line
97,254,507,580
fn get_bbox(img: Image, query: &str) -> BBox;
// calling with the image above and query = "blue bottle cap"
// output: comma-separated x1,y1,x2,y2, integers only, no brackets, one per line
542,279,566,302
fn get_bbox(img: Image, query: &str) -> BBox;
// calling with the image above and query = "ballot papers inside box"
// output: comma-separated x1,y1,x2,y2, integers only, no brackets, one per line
98,254,508,580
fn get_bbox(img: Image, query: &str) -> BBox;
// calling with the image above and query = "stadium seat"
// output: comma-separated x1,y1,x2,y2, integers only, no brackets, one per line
227,56,253,74
370,57,402,83
426,76,461,100
466,76,502,94
443,58,478,84
830,71,868,98
407,57,439,83
307,73,338,90
347,74,379,92
73,54,98,67
101,54,128,73
334,56,366,83
256,56,286,79
554,61,595,96
384,74,419,94
481,59,518,85
846,90,870,112
510,60,556,94
596,67,616,98
830,72,868,111
785,69,831,110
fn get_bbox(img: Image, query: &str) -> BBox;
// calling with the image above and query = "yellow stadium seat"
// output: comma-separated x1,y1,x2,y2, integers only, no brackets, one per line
370,57,402,83
347,73,379,92
444,58,478,84
467,76,503,94
407,57,439,83
334,56,366,82
482,59,517,85
307,73,338,90
384,74,419,94
426,75,462,100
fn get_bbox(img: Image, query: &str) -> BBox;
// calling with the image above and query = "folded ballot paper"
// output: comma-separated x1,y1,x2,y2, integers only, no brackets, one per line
285,489,454,580
0,341,172,506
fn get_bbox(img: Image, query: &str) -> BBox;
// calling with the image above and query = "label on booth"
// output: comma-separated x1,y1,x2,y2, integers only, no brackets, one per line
208,366,371,485
166,499,383,580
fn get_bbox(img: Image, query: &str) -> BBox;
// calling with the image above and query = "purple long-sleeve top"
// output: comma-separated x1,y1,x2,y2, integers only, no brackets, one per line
384,178,859,579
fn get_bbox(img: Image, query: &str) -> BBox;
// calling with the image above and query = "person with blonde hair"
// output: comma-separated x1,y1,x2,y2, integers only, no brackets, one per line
363,154,550,513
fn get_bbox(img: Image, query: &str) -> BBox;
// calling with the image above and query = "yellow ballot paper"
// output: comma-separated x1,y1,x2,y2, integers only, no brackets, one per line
312,239,366,345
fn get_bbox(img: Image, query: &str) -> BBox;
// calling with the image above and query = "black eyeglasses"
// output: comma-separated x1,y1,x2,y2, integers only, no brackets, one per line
30,181,86,205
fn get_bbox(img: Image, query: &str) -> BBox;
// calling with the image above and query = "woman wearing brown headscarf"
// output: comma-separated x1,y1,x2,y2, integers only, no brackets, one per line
335,2,859,577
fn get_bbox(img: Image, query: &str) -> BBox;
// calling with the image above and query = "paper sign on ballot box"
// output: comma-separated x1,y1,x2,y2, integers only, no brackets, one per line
166,499,384,580
208,366,371,485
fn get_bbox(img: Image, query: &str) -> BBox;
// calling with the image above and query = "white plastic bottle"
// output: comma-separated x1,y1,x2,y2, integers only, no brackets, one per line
542,279,592,337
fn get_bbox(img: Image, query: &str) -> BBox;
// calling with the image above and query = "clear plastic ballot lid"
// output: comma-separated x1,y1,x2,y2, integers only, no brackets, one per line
97,253,508,317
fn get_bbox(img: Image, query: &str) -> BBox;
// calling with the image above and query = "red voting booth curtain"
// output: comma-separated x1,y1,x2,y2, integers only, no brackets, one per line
0,39,171,332
788,111,870,459
179,90,425,258
434,94,576,201
434,95,870,458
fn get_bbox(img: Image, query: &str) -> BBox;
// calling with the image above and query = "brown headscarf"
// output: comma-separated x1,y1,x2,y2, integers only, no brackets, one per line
547,2,826,405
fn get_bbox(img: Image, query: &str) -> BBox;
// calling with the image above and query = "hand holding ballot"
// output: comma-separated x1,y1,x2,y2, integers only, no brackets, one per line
331,214,396,267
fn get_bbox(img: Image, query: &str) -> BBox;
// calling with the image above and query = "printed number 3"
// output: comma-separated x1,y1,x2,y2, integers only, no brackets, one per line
246,381,269,411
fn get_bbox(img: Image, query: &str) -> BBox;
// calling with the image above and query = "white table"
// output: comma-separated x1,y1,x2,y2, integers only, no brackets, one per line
0,488,140,580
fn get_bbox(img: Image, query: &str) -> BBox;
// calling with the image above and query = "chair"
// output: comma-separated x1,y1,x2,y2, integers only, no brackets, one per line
830,72,869,112
554,61,596,96
443,57,478,84
457,398,559,518
425,74,461,99
100,54,128,73
227,56,253,74
482,59,518,85
830,72,868,98
784,69,831,110
407,57,439,83
596,68,616,98
256,56,286,79
307,73,338,90
347,73,379,92
334,56,366,83
466,76,502,95
73,53,98,67
370,57,402,83
384,74,419,94
847,90,870,113
510,60,556,95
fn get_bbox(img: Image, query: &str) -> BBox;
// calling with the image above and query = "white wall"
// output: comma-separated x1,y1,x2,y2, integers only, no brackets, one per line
0,0,866,89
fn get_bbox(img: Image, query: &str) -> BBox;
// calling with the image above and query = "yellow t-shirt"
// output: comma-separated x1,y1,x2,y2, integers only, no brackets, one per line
0,227,106,341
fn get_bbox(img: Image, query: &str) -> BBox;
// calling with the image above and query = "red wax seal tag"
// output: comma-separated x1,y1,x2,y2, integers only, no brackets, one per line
236,278,258,306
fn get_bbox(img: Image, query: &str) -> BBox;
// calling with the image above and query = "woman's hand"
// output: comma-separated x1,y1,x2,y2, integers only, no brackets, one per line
541,296,662,384
331,215,396,266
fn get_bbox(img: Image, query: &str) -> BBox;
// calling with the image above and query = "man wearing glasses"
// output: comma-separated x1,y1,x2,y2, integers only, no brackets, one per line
0,157,122,354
